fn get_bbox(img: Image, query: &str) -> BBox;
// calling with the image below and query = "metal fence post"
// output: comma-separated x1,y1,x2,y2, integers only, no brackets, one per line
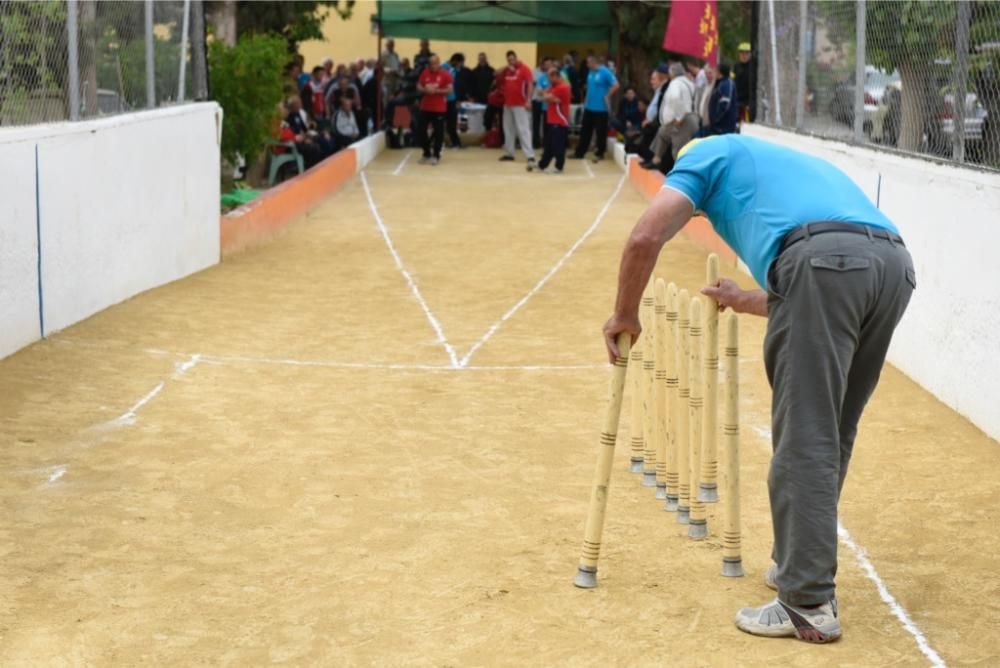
145,0,155,108
178,0,191,102
954,0,971,163
66,0,80,121
853,0,866,143
767,0,783,126
796,0,808,130
191,0,209,100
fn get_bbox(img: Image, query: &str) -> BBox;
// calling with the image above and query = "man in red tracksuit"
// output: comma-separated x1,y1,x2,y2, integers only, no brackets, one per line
536,67,571,173
416,54,453,165
499,50,536,167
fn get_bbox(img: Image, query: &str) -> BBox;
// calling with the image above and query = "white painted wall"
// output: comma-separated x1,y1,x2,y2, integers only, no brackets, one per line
352,131,386,173
0,103,222,359
744,124,1000,441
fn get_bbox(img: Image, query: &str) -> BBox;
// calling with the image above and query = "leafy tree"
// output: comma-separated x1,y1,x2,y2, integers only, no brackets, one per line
866,1,957,152
207,1,355,53
209,33,287,166
0,1,69,123
610,0,753,96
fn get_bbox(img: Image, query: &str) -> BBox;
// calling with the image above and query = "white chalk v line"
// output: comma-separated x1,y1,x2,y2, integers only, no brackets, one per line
362,171,627,369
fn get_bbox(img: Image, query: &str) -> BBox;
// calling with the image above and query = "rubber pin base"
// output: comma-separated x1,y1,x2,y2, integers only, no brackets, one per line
574,565,598,589
721,559,745,578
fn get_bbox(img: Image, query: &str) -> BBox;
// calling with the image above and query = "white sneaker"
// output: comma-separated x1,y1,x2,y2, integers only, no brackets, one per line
430,157,439,166
735,598,841,643
765,564,778,591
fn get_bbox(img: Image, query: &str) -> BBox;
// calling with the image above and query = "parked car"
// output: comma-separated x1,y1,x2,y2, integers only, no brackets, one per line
869,75,988,157
829,66,899,132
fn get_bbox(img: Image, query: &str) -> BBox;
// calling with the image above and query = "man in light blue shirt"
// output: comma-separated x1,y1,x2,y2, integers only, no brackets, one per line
573,55,619,162
603,135,915,644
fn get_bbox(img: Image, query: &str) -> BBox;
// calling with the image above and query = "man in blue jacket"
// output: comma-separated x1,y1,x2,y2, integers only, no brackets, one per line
708,63,739,135
602,135,915,644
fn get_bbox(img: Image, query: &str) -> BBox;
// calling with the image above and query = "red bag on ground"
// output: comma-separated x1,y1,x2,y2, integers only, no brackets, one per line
482,128,502,148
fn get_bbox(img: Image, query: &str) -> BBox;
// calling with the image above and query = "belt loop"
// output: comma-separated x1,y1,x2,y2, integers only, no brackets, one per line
803,223,812,241
864,226,874,242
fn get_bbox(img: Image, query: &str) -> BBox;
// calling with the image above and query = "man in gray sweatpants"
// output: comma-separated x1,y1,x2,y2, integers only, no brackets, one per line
602,135,915,643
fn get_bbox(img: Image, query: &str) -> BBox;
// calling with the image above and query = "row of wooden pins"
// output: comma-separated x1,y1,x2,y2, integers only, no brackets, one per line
575,254,743,589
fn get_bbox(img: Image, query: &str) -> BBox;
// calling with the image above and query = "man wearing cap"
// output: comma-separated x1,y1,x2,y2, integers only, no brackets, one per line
602,135,915,644
735,42,757,123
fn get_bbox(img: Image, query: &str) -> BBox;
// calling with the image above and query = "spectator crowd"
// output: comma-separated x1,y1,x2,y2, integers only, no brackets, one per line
271,39,754,180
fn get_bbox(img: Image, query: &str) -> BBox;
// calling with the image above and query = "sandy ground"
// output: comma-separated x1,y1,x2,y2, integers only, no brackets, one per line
1,148,998,666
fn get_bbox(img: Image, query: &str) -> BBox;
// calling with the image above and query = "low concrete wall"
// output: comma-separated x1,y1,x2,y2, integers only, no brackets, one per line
0,104,222,360
220,132,385,257
743,125,1000,441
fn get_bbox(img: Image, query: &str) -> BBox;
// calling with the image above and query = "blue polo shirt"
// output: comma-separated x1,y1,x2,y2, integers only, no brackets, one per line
443,63,457,102
584,65,617,112
664,135,898,288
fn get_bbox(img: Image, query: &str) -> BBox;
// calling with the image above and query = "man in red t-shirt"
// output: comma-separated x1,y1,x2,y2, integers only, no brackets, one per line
416,54,453,165
499,49,535,167
536,67,572,173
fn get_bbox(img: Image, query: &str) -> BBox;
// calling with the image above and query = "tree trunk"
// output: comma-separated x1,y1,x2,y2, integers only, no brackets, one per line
209,0,237,47
897,61,926,153
80,0,98,117
620,44,653,97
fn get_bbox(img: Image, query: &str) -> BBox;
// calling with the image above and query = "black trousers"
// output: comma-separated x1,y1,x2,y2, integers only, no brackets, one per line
574,109,609,158
531,100,545,148
538,124,567,171
418,110,445,158
446,100,461,147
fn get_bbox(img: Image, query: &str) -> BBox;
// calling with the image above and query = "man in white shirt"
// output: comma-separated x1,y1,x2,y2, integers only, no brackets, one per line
637,63,671,164
646,62,699,171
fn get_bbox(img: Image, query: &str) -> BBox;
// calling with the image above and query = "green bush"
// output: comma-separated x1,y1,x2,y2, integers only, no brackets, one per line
209,34,287,166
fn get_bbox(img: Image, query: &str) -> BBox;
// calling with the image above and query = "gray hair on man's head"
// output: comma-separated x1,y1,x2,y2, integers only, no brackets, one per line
669,62,686,78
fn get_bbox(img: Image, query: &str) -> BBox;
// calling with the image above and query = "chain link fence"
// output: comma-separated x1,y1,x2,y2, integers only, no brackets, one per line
0,0,207,127
756,0,1000,170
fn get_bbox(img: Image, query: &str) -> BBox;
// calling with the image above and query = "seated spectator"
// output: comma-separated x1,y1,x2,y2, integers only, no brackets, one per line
612,86,643,135
325,75,361,117
280,98,328,168
332,93,365,149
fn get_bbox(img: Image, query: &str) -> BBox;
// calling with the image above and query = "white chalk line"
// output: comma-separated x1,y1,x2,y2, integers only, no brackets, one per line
583,160,595,179
104,354,201,427
392,151,413,176
458,173,627,368
361,171,460,368
749,425,946,666
46,465,67,484
837,524,947,667
179,350,606,372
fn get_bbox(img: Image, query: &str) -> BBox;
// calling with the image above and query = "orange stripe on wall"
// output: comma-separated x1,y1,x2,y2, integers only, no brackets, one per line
220,148,357,257
626,158,738,266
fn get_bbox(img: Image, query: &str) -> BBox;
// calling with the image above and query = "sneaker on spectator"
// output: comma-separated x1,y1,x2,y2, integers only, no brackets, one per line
526,159,536,172
430,157,439,166
547,167,563,174
499,154,515,161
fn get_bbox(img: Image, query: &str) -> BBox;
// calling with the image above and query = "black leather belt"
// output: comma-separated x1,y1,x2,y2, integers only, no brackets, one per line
778,221,905,256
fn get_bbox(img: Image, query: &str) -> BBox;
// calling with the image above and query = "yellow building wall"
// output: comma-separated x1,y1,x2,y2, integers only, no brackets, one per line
298,0,537,69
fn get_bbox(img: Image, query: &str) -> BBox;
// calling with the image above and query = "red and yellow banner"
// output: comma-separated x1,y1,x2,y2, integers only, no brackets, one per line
662,0,719,66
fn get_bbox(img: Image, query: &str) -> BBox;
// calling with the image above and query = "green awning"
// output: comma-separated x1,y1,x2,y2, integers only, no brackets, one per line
377,1,611,43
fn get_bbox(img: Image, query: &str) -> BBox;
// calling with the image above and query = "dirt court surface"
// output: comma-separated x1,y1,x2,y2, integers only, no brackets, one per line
2,147,998,666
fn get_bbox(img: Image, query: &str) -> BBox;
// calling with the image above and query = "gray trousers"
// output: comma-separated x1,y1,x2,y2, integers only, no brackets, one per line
764,229,915,606
651,113,700,162
503,106,535,160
